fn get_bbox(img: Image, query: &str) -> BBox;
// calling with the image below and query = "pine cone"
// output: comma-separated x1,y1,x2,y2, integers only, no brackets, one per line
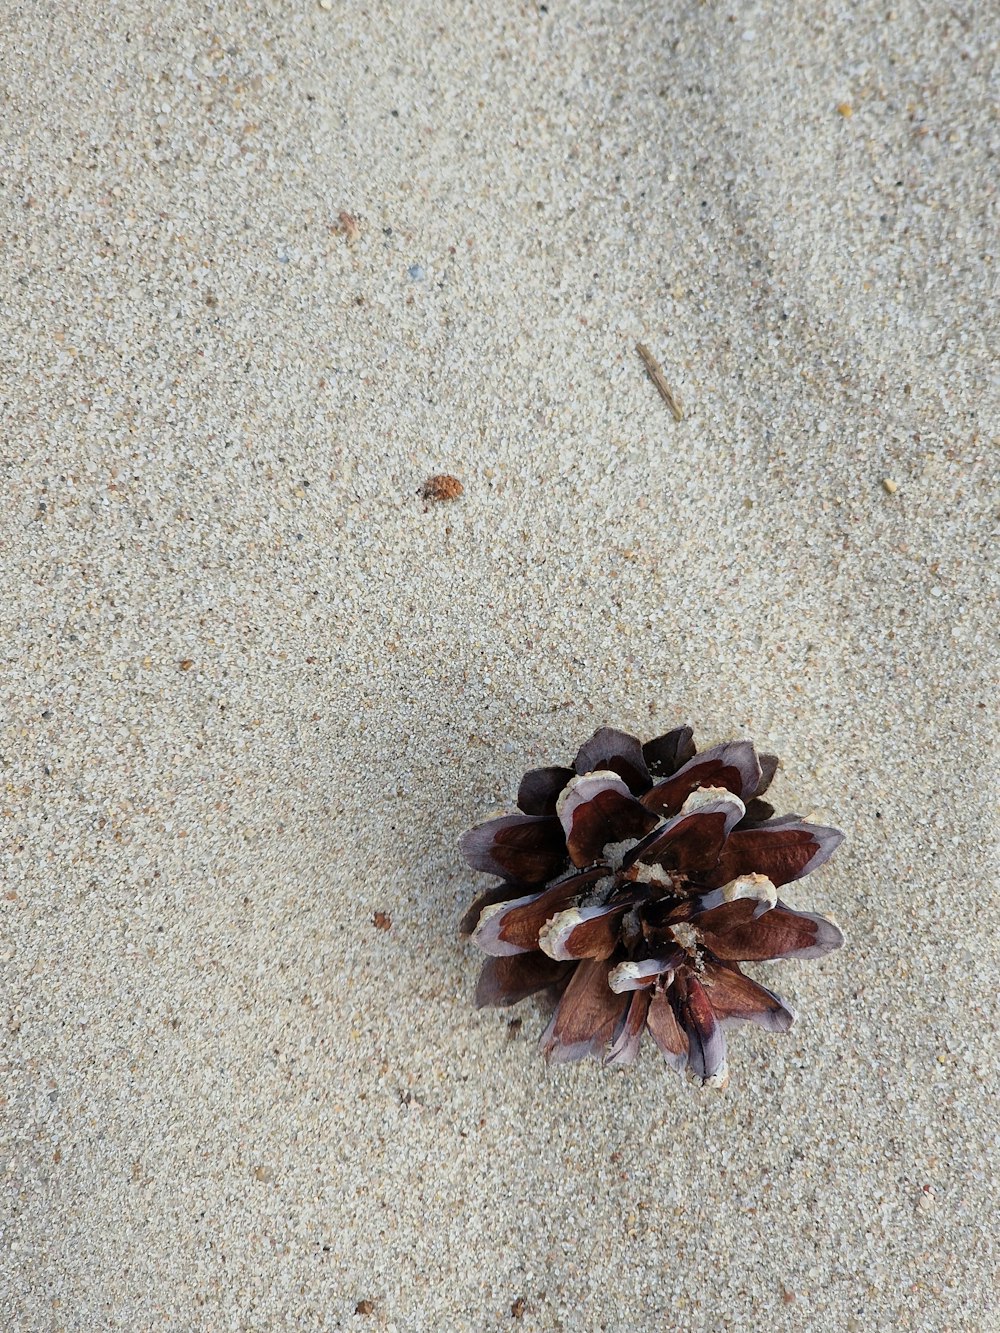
460,727,844,1087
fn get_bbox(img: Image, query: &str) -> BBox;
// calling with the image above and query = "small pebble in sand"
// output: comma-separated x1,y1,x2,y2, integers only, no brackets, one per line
317,0,332,10
178,659,194,671
408,264,426,281
420,474,463,502
373,911,392,931
355,1299,375,1315
837,102,854,117
882,477,899,494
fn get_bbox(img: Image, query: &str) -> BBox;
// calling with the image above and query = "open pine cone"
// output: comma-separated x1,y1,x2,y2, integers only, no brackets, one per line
460,727,844,1087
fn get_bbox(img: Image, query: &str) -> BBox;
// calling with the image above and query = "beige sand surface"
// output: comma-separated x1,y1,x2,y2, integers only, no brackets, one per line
2,1,997,1329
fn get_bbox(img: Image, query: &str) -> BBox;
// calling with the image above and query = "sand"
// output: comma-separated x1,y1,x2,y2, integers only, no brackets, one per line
2,1,997,1329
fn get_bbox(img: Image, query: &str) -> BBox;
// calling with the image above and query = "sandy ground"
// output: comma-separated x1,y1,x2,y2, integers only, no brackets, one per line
2,1,997,1329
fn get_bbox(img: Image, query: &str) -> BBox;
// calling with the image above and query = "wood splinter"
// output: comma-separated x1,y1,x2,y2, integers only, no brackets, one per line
636,343,683,421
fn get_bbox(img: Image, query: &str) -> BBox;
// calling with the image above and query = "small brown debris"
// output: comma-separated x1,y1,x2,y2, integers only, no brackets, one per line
506,1017,523,1040
882,477,899,494
339,210,360,243
511,1297,527,1319
178,659,194,671
373,911,392,931
636,343,683,420
781,1286,797,1304
355,1299,375,1316
836,102,853,118
252,1165,273,1182
420,473,464,502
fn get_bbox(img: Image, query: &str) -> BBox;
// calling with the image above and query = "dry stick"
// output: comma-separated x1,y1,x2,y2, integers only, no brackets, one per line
636,343,683,421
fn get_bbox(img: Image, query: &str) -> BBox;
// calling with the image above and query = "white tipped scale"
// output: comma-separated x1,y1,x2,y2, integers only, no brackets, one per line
556,770,642,863
719,872,777,917
537,898,638,961
537,907,586,961
607,958,677,994
554,769,629,821
469,894,538,956
627,795,745,874
680,785,745,821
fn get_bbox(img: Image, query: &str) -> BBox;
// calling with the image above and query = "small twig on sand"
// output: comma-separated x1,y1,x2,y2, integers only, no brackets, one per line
636,343,683,421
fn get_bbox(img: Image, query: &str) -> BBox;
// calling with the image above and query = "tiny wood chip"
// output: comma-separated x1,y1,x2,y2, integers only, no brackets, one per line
420,474,463,502
338,210,360,243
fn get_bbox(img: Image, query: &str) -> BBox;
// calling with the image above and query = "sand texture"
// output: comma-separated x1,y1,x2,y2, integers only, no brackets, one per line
2,1,997,1329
